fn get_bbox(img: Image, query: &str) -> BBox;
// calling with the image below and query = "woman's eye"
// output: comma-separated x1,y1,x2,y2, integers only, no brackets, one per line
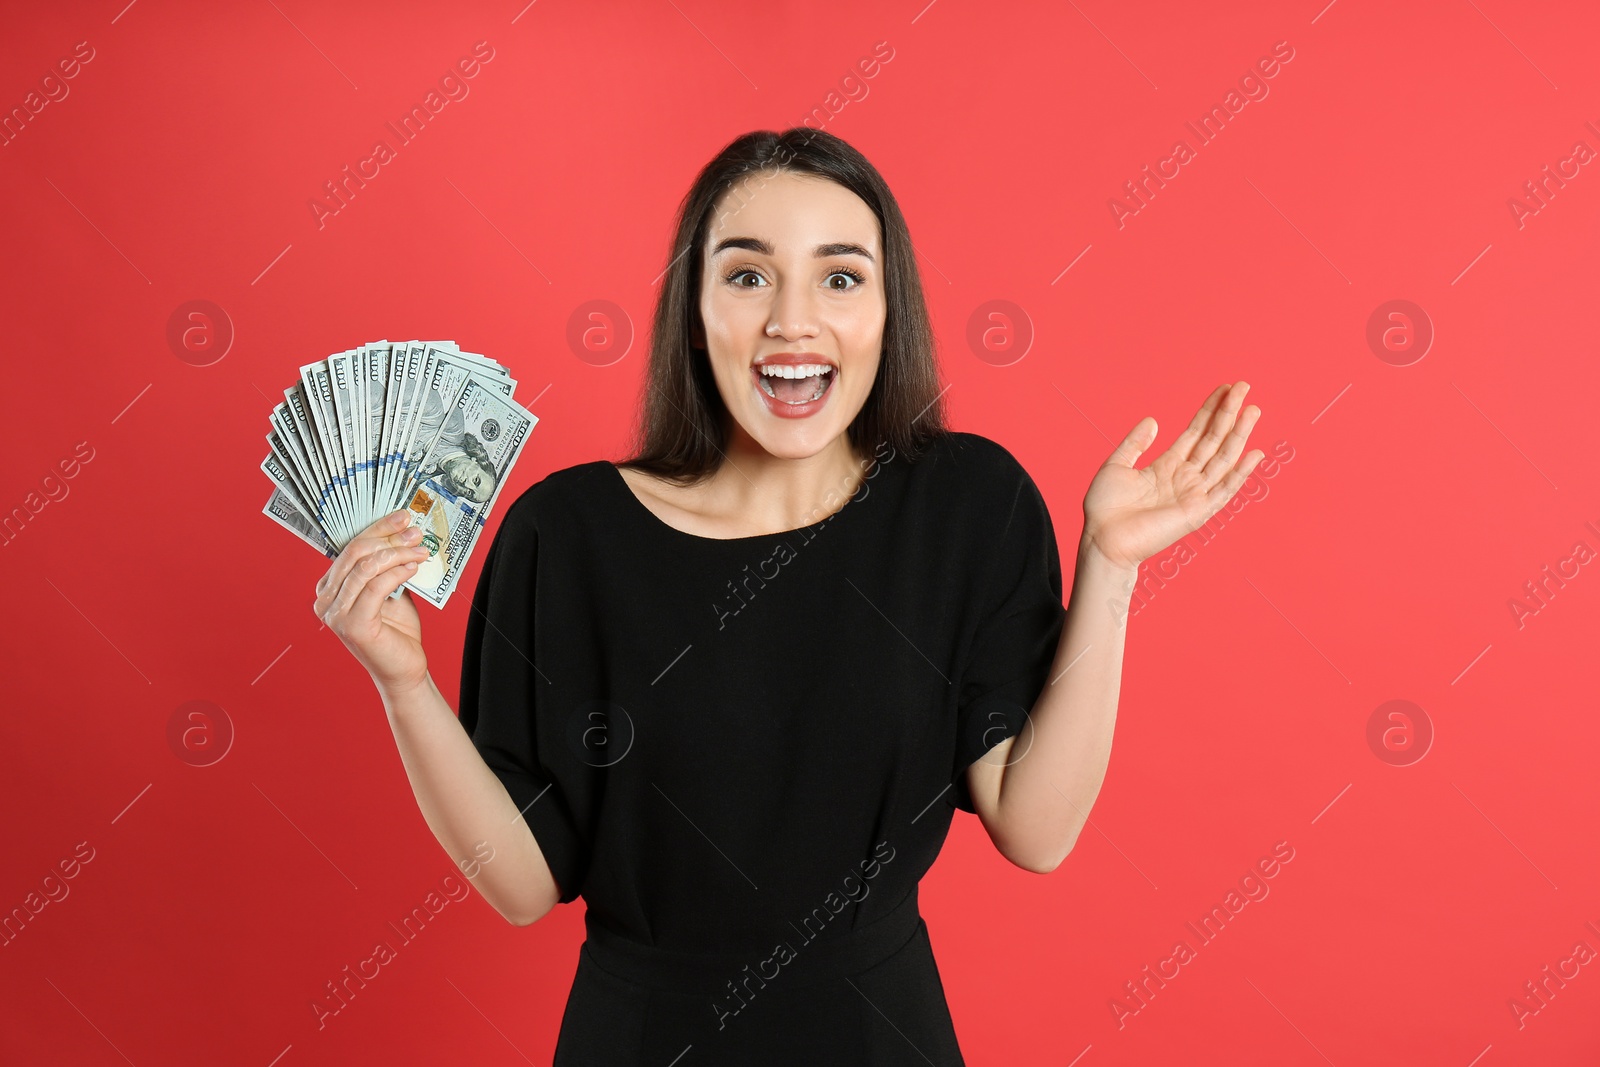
723,268,865,289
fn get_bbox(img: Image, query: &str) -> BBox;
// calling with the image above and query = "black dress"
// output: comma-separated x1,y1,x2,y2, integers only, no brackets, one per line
456,430,1068,1065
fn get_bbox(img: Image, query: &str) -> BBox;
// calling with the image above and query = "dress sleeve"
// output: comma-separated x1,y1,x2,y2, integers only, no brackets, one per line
455,502,588,903
950,459,1068,814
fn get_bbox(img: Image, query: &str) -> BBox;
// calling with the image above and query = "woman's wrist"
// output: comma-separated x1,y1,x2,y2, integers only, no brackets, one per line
379,671,442,719
1074,533,1141,631
1077,530,1140,578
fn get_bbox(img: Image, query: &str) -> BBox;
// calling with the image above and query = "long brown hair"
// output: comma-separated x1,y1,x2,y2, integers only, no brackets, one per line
617,127,949,483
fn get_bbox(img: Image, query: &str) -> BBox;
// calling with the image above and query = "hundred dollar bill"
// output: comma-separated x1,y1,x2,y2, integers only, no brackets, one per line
326,356,362,531
264,425,316,512
374,341,408,518
357,342,390,521
349,347,369,522
430,341,511,382
377,342,429,512
287,379,352,545
391,346,517,508
327,350,362,533
349,339,394,522
379,344,480,512
305,357,358,539
394,377,537,607
261,448,320,526
263,486,336,556
274,398,347,545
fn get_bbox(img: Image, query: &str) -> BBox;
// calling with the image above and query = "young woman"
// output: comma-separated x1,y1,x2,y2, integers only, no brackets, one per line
314,128,1263,1064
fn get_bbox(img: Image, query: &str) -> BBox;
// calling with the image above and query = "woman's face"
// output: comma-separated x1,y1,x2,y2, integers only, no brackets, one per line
693,170,885,461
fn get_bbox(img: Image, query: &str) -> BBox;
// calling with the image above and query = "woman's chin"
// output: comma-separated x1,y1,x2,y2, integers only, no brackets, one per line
737,420,844,462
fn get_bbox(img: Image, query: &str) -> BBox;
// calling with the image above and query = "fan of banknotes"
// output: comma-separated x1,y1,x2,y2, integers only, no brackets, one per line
260,339,537,609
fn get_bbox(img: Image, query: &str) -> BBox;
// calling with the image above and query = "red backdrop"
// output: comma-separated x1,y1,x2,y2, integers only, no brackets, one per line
4,1,1598,1063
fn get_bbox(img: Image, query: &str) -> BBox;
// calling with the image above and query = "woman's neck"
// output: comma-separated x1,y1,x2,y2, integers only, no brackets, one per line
633,430,871,540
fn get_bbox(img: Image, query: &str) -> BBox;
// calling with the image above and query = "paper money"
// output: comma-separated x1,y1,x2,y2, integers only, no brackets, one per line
395,376,535,607
263,485,336,557
259,340,537,609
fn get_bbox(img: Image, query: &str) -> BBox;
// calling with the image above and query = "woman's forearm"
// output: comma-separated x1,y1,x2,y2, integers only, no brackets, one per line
380,674,561,925
993,535,1138,871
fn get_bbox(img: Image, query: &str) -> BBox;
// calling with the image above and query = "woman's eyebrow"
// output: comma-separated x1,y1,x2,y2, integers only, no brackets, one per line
711,237,874,262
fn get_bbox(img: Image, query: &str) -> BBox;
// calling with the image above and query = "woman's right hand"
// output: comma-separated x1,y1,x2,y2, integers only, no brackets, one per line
314,509,434,696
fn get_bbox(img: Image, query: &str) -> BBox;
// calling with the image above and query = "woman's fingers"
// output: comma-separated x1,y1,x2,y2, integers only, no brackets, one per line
1186,381,1250,471
1104,416,1157,470
329,541,425,622
1204,449,1265,511
1152,385,1222,483
1200,403,1261,490
1164,388,1222,463
313,510,421,619
351,556,420,619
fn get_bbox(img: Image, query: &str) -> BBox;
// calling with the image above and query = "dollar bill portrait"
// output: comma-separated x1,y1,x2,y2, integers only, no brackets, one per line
416,395,497,503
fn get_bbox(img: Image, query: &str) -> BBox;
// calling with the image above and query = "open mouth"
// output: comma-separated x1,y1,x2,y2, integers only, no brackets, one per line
754,363,836,405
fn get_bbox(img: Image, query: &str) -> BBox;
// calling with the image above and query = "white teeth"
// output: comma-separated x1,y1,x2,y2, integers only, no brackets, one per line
757,373,830,403
757,363,832,379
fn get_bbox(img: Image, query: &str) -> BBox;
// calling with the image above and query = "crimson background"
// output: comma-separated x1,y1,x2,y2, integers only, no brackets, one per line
3,1,1598,1064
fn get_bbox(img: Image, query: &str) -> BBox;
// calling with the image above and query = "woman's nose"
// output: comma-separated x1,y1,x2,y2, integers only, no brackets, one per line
766,283,819,339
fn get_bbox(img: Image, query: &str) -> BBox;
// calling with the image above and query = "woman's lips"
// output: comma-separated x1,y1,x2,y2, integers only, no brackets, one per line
751,364,836,419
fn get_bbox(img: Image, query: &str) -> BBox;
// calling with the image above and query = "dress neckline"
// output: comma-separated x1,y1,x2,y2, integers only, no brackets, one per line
603,459,879,545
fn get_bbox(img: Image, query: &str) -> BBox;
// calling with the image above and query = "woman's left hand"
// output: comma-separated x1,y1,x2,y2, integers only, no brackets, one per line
1081,381,1264,569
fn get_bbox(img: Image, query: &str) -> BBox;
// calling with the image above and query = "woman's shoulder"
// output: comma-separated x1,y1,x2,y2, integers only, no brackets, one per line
901,430,1058,541
494,458,616,533
921,430,1030,473
909,430,1041,500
